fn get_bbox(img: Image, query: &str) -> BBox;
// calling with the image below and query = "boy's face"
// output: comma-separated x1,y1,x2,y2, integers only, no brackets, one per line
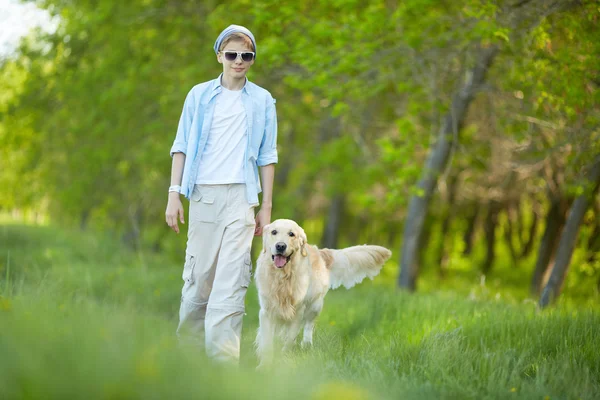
217,39,255,81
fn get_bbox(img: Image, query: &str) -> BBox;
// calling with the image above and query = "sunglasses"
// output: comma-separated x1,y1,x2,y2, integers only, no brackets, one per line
221,50,255,62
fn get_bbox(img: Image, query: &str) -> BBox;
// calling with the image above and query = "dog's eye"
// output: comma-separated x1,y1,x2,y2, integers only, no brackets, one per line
271,230,277,235
288,232,295,237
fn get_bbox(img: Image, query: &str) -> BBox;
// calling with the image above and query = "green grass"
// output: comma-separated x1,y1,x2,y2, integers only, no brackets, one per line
1,223,599,399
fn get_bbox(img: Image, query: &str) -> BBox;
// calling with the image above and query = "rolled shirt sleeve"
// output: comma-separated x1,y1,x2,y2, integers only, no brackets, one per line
170,89,195,157
256,96,278,166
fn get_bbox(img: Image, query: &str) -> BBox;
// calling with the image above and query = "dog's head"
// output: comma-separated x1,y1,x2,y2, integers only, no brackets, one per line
262,219,308,269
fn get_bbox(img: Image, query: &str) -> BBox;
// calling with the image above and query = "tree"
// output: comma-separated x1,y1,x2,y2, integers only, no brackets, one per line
398,0,591,290
540,156,600,307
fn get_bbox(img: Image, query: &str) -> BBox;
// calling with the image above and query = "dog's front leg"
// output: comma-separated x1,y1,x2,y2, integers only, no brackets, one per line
301,298,323,348
256,309,275,369
282,315,303,352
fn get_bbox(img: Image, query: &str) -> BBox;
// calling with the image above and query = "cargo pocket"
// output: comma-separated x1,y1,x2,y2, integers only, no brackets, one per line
190,186,217,223
240,251,252,288
182,252,196,285
245,206,257,227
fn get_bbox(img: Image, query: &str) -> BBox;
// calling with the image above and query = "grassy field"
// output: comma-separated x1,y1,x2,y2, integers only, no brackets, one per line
1,223,599,399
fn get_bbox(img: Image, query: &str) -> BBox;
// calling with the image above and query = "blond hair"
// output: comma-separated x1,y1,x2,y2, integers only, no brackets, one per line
219,33,255,52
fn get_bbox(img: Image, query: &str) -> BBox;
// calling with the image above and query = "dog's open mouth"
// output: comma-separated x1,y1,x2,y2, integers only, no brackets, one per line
272,253,292,268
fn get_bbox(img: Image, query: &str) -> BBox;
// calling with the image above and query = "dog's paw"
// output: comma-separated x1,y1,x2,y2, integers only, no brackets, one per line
300,340,313,349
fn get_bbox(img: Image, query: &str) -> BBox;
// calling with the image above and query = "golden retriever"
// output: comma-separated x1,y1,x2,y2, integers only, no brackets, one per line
254,219,392,367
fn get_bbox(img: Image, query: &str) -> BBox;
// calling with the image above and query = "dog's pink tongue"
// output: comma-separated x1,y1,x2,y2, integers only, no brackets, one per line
274,255,287,268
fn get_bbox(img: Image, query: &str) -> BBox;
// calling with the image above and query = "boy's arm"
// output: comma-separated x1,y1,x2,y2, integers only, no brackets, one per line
255,164,274,236
166,88,194,234
256,96,278,166
166,152,186,234
170,89,195,156
255,95,278,236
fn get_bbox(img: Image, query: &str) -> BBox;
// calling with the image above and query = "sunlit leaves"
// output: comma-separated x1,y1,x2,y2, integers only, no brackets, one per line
1,0,598,256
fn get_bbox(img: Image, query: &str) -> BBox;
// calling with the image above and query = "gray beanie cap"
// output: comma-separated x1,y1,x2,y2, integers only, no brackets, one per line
213,25,257,55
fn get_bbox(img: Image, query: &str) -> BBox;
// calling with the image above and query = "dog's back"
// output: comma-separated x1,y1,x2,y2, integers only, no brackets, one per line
319,245,392,289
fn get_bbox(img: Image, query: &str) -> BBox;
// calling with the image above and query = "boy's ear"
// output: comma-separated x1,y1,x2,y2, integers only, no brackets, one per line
261,223,271,254
216,52,223,64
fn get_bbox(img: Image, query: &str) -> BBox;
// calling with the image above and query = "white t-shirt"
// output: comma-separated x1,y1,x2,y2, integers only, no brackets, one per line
196,87,247,184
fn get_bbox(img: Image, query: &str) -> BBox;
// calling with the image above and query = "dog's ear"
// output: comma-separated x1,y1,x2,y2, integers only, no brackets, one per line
261,223,271,254
298,227,308,257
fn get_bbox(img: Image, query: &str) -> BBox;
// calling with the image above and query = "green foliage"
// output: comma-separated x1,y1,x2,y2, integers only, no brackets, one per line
1,0,599,300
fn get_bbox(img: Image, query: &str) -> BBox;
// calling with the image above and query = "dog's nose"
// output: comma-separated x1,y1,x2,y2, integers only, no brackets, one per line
275,242,287,253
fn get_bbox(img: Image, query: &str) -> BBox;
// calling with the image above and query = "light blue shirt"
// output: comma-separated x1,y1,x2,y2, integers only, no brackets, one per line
170,75,278,204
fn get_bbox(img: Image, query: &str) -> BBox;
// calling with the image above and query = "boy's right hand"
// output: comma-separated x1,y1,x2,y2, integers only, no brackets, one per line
165,193,185,234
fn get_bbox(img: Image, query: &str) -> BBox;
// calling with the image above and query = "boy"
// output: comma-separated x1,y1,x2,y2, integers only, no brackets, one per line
165,25,277,363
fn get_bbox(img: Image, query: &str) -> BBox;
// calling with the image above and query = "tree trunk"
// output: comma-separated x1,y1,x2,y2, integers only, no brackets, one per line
123,206,143,251
586,203,600,263
463,204,479,256
348,215,362,246
387,223,398,249
321,193,345,249
398,46,498,290
436,174,459,278
80,209,90,230
516,198,525,245
530,195,566,295
482,200,501,275
415,212,433,273
540,156,600,307
587,223,600,263
519,205,539,259
503,201,519,266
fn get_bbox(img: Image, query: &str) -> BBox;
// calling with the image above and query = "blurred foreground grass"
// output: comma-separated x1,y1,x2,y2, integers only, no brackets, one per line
1,223,599,399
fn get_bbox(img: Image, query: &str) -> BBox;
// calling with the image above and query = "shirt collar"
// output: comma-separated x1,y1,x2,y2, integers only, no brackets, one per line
212,73,250,95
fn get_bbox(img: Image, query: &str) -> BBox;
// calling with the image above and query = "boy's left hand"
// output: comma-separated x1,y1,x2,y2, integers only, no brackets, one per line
254,207,272,236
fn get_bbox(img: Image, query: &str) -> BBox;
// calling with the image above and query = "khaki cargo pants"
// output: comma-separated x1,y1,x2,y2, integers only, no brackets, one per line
177,183,256,363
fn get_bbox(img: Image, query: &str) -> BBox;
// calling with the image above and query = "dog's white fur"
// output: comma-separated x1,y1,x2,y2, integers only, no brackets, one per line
254,219,392,367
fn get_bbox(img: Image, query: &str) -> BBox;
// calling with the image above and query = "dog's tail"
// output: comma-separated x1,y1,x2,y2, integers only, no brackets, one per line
319,245,392,289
